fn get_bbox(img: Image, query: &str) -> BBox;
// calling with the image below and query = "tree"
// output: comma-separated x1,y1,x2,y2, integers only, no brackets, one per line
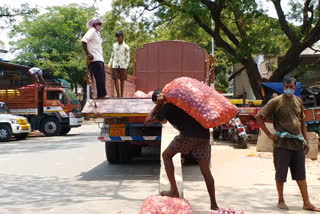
0,4,38,27
111,0,320,98
108,2,233,91
10,4,96,101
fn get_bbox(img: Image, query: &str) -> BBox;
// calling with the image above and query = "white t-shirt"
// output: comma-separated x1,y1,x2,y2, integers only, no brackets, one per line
81,27,104,62
29,67,43,76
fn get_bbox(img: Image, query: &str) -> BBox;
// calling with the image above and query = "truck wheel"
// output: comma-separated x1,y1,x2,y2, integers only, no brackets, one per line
41,118,61,136
213,126,221,139
222,130,230,141
105,142,119,164
0,124,12,142
14,133,28,140
118,141,131,163
60,127,71,136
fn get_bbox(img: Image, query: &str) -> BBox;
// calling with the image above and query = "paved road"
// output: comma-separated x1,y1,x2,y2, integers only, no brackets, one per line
0,122,319,214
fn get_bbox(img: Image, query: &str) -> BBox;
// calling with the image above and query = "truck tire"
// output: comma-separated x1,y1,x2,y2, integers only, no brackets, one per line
118,141,131,163
14,133,28,140
222,130,230,141
41,117,61,136
0,124,12,142
60,127,71,136
105,142,119,164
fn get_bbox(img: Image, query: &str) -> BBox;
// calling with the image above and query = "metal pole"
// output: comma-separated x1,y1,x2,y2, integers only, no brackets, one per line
87,85,90,101
211,19,214,57
211,19,215,89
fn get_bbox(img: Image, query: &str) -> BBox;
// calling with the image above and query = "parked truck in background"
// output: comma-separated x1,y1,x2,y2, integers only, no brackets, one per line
0,102,31,142
0,83,83,136
82,41,214,163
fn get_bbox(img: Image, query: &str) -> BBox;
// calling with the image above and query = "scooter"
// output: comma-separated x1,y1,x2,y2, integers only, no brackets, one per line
228,116,248,149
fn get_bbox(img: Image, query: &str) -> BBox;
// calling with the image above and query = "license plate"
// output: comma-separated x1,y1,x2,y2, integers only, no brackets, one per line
110,127,125,136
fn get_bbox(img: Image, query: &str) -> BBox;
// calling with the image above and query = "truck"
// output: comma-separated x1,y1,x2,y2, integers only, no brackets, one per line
0,102,31,141
82,41,214,163
0,83,83,136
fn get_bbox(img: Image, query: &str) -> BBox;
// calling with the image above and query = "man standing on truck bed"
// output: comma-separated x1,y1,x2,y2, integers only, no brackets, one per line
81,17,107,99
108,31,130,97
28,67,46,85
145,89,219,211
256,76,320,212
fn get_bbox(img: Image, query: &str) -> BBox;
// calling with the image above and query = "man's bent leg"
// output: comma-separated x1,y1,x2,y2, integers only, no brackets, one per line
199,160,219,210
296,180,320,212
161,147,179,198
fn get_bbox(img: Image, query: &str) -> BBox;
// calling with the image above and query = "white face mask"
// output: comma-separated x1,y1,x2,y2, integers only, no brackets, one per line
284,88,295,96
95,25,102,31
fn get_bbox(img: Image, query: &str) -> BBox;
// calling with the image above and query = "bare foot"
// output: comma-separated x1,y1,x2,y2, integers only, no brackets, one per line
303,203,320,212
277,200,289,210
160,190,179,198
210,206,219,211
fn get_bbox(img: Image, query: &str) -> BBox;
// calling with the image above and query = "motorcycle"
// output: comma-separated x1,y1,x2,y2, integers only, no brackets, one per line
228,116,248,149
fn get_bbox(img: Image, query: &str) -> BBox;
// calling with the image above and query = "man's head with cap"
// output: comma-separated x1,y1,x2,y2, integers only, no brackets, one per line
86,17,103,31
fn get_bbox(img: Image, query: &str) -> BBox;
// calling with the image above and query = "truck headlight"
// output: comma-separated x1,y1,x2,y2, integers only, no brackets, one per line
11,119,18,124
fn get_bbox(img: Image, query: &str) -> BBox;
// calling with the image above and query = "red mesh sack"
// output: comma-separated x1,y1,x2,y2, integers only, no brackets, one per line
139,195,193,214
163,77,237,128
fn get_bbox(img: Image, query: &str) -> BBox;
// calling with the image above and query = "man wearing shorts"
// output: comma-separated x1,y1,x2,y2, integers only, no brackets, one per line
256,76,320,212
145,89,219,211
108,31,130,97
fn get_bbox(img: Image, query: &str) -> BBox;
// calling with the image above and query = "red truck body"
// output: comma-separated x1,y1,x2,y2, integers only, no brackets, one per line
0,83,83,136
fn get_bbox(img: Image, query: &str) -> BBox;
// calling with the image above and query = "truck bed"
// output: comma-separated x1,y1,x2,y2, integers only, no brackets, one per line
81,98,155,117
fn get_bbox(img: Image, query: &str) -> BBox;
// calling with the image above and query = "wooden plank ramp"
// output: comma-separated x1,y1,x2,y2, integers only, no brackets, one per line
159,123,183,198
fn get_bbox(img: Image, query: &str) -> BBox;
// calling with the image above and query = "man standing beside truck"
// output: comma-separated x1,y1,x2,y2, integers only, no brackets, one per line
145,89,219,211
108,31,130,97
81,17,107,99
256,76,320,212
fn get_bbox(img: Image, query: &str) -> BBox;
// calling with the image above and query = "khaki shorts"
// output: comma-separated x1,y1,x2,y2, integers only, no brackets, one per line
169,135,211,161
112,68,127,80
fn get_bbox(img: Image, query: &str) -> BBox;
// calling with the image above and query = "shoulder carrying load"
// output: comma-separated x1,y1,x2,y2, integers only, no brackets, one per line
163,77,237,128
139,195,192,214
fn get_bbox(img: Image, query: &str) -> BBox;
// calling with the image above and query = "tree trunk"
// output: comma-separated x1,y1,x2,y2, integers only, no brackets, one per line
269,45,303,82
240,57,262,99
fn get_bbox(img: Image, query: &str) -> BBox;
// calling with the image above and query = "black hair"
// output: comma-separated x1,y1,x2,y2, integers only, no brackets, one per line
283,76,296,85
152,89,162,102
115,30,124,38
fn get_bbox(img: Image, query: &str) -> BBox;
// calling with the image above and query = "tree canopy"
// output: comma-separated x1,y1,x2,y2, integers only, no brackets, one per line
111,0,320,97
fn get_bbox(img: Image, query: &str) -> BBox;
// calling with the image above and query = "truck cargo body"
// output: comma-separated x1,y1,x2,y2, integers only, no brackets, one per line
82,41,213,163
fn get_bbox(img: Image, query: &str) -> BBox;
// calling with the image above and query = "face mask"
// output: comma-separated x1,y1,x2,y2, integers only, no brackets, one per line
95,25,102,31
284,88,295,96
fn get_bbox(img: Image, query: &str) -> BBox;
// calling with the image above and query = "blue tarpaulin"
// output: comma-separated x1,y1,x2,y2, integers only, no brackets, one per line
262,82,301,97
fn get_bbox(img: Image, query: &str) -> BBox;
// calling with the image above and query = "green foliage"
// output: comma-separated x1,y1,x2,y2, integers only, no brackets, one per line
10,4,96,89
0,4,38,28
